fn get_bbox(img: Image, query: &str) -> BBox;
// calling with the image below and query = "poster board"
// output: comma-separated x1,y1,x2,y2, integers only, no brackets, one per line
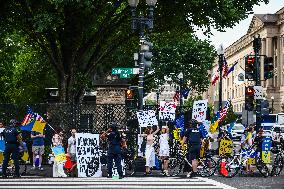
76,133,101,177
262,137,272,164
192,99,208,123
159,101,176,121
219,139,233,155
137,110,158,127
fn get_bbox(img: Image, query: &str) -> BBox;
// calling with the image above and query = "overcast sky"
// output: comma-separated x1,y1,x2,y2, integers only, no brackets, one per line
196,1,284,49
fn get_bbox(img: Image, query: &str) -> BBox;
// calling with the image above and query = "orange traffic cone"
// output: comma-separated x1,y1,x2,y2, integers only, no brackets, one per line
220,159,229,176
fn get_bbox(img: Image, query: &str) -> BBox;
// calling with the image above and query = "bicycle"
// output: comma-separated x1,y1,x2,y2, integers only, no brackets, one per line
217,144,269,178
168,148,216,177
271,139,284,176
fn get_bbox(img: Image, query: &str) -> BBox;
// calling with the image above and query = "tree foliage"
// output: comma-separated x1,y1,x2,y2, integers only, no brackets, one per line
0,0,269,103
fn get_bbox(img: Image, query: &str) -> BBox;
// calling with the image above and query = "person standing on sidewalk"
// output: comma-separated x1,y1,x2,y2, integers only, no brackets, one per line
2,119,22,178
67,128,77,177
52,130,67,177
159,125,170,176
31,130,45,170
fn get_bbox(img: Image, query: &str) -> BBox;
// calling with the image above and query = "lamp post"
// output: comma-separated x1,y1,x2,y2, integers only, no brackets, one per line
128,0,157,111
178,72,184,113
271,96,274,114
217,44,224,131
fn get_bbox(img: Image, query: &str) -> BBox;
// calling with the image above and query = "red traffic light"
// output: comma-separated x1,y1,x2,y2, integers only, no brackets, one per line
126,89,134,99
247,57,255,64
245,87,254,96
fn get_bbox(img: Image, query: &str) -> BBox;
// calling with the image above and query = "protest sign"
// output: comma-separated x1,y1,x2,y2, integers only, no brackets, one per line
76,133,101,177
192,99,208,123
159,101,176,121
219,139,233,155
262,137,272,164
137,110,158,127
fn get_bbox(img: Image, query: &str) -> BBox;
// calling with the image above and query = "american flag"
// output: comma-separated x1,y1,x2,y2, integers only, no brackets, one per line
173,90,180,102
211,75,219,86
219,100,231,122
21,106,35,126
35,113,45,122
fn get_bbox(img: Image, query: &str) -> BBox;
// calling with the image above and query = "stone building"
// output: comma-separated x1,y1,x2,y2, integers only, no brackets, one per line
204,7,284,113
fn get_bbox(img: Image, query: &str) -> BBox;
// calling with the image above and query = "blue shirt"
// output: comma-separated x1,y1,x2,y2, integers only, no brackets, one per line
184,128,202,146
31,131,44,146
107,131,121,154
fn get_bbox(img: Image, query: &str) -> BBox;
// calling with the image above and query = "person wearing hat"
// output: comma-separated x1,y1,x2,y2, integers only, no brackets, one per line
181,119,203,178
159,125,169,176
101,123,123,179
2,119,22,178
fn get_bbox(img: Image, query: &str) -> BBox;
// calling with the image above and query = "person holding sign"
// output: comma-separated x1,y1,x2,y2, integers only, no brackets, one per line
101,123,123,179
52,130,67,177
159,125,169,176
181,119,203,178
139,125,160,175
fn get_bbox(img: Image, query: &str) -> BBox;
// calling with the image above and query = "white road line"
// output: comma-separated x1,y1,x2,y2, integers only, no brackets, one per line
199,177,237,189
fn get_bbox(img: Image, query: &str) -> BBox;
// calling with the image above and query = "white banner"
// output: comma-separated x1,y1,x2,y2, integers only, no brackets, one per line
137,110,158,127
192,99,208,123
159,101,177,121
76,133,101,177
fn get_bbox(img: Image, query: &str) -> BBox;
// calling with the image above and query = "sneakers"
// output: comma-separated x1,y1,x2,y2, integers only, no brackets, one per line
38,167,44,171
163,170,169,176
30,166,36,170
186,172,191,178
107,175,112,178
189,172,198,178
119,175,123,179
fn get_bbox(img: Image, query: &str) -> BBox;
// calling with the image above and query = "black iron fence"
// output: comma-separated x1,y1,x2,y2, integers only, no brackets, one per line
0,103,193,163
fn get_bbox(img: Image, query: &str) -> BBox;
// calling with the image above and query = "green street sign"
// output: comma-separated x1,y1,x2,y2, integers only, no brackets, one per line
112,68,133,75
120,73,130,78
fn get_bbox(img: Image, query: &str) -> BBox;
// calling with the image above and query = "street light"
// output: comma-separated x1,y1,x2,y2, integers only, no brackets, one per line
217,44,224,131
271,96,274,113
128,0,157,111
178,72,184,112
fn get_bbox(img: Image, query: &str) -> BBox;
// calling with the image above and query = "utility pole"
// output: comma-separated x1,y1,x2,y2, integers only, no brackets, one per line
253,35,262,132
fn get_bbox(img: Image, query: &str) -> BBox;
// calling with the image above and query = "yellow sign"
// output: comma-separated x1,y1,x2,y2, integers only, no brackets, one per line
262,151,271,164
55,153,66,162
219,139,233,155
247,158,256,165
0,152,3,163
173,128,181,140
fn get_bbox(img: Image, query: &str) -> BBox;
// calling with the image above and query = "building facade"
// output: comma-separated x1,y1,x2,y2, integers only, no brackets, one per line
205,7,284,113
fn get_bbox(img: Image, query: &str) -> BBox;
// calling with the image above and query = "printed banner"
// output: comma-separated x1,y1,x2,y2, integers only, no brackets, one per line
262,137,272,164
159,101,176,121
192,99,208,123
137,110,158,127
76,133,101,177
219,139,233,155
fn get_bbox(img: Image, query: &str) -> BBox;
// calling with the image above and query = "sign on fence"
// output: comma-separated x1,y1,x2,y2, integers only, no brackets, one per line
76,133,101,177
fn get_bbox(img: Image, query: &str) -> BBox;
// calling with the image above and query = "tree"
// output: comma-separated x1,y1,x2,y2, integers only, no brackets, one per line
1,0,269,103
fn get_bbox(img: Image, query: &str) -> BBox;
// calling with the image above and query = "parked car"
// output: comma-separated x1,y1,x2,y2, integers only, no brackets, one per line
231,124,245,140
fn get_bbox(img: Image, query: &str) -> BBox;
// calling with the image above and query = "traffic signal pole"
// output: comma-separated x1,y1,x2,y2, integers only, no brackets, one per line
253,36,262,132
138,37,145,111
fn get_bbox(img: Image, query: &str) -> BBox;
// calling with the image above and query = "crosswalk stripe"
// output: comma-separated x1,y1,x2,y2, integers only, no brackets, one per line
0,177,236,189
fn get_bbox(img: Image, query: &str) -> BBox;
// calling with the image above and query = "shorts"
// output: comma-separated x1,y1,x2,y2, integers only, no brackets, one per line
70,153,77,162
188,145,200,161
159,147,169,157
32,145,45,155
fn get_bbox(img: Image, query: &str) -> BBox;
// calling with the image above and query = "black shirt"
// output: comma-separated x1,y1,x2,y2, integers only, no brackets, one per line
3,127,19,144
184,128,202,146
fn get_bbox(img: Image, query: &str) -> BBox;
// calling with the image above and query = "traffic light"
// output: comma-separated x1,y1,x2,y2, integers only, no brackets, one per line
264,57,274,80
141,41,153,68
245,86,254,111
125,89,136,109
260,99,269,116
245,56,256,80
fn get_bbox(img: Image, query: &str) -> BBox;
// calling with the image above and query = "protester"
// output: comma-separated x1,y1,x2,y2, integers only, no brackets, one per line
181,119,203,178
67,128,77,177
2,119,22,178
241,126,254,174
52,130,67,177
159,125,169,176
139,125,160,175
31,130,45,170
101,123,123,179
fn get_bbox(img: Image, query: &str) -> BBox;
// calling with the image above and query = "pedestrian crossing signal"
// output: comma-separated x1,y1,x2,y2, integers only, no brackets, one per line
245,56,256,80
245,86,254,111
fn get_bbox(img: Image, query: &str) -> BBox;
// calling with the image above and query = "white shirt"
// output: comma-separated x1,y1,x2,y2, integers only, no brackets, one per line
68,136,76,154
159,133,169,149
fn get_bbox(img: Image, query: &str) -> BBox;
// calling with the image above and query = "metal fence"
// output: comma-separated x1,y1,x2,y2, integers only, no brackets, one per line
0,103,193,163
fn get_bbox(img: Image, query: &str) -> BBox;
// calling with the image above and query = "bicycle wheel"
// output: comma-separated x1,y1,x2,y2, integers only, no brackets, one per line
256,157,270,177
218,156,240,178
168,157,183,176
271,154,283,176
198,157,217,177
